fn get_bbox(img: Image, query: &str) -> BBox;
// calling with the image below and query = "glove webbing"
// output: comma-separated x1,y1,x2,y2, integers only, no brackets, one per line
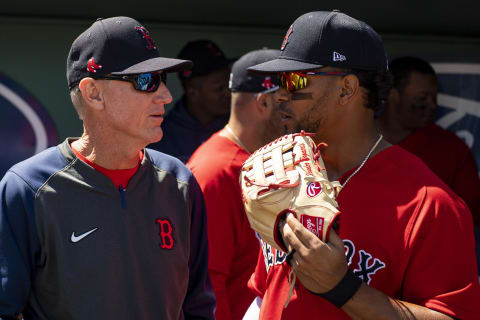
243,176,300,193
242,140,327,190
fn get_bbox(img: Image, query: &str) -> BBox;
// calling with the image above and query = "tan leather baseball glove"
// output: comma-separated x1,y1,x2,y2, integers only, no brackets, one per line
240,131,342,253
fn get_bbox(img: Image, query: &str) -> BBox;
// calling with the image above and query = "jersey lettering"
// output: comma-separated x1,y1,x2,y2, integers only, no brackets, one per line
353,249,386,284
260,238,385,285
262,241,274,272
275,248,287,265
261,240,287,272
343,239,355,266
156,218,174,250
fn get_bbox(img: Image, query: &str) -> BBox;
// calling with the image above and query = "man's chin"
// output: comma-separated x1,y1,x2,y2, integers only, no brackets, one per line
148,130,164,145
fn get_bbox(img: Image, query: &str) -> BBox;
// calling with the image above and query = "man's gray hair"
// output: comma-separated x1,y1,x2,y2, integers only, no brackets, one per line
70,85,85,120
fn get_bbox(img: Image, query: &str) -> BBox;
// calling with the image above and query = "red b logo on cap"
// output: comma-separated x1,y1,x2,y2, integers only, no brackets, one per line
262,77,274,89
136,26,157,50
87,58,102,73
281,25,293,51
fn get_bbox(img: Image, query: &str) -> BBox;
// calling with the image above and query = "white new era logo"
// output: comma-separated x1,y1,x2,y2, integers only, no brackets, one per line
333,51,346,62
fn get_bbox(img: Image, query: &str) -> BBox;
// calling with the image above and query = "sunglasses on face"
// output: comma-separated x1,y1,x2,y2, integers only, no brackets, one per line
98,72,167,92
279,71,349,92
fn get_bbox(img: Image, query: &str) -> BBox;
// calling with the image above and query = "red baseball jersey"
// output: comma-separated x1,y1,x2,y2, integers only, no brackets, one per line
400,123,480,226
249,145,480,319
188,132,259,320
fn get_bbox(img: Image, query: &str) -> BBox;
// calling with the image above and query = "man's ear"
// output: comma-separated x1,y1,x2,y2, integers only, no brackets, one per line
339,74,360,105
78,78,104,111
255,93,270,114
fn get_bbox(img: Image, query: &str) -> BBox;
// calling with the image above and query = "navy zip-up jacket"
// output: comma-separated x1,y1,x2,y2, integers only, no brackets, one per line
0,139,215,320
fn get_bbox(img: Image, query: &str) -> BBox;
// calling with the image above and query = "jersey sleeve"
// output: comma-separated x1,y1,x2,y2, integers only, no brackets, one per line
0,171,40,318
182,174,216,319
402,186,480,319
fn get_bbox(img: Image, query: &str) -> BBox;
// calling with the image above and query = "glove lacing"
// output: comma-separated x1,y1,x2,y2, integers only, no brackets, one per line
285,267,296,308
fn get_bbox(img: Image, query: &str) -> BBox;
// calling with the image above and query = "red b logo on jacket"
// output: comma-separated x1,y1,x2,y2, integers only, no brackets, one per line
156,218,174,249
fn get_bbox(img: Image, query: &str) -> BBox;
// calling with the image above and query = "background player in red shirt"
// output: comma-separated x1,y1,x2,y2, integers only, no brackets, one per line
247,10,480,319
376,56,480,227
188,49,295,320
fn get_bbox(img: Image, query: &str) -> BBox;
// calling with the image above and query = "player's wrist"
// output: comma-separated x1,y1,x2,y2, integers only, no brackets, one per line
306,268,362,308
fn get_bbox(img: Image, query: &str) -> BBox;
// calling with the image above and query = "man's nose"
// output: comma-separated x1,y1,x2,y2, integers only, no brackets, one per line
154,82,173,105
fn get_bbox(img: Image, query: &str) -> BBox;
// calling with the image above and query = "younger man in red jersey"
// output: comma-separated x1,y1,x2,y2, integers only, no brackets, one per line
246,10,480,319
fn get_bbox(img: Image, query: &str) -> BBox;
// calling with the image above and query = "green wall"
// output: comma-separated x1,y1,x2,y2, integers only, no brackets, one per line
1,16,479,142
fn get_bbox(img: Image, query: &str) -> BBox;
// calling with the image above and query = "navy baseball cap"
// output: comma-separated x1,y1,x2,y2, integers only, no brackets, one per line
67,16,193,89
249,11,388,73
229,49,280,93
177,40,230,81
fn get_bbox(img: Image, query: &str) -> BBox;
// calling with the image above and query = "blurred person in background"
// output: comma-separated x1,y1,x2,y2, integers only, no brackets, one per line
377,56,480,227
149,39,231,163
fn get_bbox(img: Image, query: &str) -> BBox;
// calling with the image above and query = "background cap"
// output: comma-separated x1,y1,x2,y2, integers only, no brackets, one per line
249,10,388,73
177,40,230,81
229,49,280,93
67,16,192,89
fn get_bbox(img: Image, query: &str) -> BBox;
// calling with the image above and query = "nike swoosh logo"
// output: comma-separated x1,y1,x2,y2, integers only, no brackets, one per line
71,228,98,243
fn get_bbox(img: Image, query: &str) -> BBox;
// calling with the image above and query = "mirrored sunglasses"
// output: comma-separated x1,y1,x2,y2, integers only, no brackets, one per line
280,71,348,92
98,72,167,92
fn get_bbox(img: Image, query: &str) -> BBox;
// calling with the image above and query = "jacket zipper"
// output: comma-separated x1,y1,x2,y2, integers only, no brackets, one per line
119,186,126,208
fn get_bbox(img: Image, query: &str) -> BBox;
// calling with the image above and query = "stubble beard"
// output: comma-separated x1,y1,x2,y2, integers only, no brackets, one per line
294,98,327,135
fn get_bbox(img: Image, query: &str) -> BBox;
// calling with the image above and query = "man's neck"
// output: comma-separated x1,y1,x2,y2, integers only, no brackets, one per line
320,125,388,181
220,121,254,154
221,104,267,154
71,132,142,170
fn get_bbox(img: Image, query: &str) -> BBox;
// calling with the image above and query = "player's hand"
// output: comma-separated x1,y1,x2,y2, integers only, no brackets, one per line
280,212,348,294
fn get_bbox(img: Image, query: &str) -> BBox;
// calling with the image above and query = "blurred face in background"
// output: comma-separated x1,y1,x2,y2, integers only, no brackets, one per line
393,71,437,131
186,67,231,121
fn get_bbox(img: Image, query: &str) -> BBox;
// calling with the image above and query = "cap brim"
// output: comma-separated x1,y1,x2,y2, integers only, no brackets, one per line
112,57,193,75
248,58,323,73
